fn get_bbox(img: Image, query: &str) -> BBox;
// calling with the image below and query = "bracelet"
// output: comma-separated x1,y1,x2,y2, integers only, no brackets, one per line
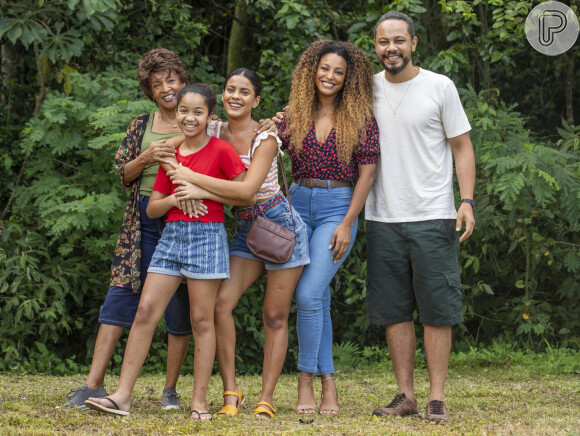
461,198,475,208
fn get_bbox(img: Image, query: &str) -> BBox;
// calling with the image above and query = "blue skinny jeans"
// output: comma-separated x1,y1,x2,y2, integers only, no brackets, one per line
289,181,357,375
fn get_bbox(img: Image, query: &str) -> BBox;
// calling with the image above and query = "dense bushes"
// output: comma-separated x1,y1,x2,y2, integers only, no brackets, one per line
1,0,578,373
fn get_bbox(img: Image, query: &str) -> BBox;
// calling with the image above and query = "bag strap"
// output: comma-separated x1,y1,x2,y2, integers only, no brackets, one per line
249,134,295,232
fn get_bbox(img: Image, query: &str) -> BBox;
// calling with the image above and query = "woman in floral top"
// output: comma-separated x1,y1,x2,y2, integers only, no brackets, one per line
65,48,193,410
276,40,379,415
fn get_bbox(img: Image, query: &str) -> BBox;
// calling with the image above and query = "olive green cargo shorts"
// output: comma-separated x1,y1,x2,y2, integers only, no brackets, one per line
366,219,464,326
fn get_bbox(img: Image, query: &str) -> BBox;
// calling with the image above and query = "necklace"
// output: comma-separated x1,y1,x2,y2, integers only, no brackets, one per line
159,112,178,128
382,68,418,117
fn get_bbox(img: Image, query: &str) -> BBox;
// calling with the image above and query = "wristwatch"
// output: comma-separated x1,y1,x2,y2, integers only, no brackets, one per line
461,198,475,208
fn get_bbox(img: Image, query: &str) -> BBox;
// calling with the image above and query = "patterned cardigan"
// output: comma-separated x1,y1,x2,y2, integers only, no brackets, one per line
109,113,151,292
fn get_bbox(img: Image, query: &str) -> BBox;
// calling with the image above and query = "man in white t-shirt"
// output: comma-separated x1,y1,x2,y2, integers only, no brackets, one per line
366,11,475,423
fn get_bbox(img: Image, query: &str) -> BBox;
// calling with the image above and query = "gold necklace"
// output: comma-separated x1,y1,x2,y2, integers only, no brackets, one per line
382,68,418,117
159,112,178,128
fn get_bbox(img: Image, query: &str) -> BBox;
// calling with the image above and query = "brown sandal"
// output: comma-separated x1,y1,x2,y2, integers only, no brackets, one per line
296,373,317,415
319,375,338,415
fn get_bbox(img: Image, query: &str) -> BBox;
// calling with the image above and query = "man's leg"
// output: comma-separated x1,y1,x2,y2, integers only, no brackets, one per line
410,220,462,422
86,324,123,389
424,324,451,402
386,321,416,401
366,221,418,417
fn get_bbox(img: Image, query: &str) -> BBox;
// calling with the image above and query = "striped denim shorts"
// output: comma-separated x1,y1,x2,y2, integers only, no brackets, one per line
149,220,229,279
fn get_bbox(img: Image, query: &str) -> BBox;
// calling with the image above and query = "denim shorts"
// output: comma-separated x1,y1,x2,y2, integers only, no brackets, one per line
98,285,191,335
366,219,464,326
149,220,230,279
230,195,310,270
98,195,192,336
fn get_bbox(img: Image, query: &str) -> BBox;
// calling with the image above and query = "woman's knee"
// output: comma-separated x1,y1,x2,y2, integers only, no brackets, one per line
295,283,323,310
134,300,160,327
190,312,214,335
214,294,234,320
263,309,288,331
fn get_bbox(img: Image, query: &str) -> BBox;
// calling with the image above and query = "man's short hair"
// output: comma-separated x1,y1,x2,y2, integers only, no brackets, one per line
374,11,416,39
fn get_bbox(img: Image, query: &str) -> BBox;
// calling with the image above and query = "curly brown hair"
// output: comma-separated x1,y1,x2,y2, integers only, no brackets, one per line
286,40,375,162
137,47,187,101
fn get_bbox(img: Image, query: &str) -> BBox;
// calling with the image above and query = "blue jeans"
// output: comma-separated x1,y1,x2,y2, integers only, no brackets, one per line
289,181,358,375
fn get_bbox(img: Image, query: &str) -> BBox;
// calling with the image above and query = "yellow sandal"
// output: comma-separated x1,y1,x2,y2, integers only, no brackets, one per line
253,400,276,418
217,386,245,417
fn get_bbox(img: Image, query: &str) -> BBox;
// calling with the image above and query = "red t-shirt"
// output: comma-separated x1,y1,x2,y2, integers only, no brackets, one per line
152,136,245,223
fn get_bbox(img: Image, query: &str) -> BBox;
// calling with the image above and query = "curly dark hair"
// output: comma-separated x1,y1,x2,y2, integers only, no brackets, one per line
286,40,375,162
137,47,187,101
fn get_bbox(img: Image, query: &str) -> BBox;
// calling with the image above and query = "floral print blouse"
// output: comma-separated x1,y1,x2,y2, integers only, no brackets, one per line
276,114,380,182
109,113,150,291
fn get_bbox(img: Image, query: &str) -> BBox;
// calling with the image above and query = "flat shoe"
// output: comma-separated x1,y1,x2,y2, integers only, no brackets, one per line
84,397,129,416
191,409,212,420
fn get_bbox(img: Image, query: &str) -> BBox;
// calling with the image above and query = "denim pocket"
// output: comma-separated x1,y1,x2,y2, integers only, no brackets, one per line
288,183,299,196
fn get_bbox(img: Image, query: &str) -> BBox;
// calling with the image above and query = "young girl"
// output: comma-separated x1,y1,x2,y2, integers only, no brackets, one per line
165,68,310,418
85,83,246,420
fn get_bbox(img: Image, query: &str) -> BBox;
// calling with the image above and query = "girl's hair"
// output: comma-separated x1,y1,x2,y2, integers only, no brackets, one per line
176,83,217,114
224,68,263,97
137,47,187,101
286,40,375,162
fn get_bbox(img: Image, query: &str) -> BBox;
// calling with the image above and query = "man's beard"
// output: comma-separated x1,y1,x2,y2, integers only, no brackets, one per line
379,52,412,75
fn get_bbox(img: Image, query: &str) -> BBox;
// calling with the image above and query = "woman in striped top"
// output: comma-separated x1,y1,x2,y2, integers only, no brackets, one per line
165,68,310,419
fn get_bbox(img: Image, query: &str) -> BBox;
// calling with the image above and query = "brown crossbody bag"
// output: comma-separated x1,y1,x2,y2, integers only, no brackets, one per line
245,137,296,264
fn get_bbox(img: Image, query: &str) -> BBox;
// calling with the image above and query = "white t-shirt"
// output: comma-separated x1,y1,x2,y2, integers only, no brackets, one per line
365,68,471,223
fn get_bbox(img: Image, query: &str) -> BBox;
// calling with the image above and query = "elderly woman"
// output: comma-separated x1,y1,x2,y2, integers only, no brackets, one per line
65,48,193,411
276,40,379,415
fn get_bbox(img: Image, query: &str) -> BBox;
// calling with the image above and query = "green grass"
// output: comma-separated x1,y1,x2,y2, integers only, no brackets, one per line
1,348,579,435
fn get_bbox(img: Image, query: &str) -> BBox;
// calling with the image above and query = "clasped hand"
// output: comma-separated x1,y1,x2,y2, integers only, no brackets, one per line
165,161,208,217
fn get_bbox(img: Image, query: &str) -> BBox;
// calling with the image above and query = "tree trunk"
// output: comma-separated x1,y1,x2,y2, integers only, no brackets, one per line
227,0,248,75
1,42,25,110
477,3,492,89
562,52,575,125
1,42,45,221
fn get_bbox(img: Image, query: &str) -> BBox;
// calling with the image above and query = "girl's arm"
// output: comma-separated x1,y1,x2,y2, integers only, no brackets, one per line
167,136,279,203
146,190,177,219
329,163,377,263
174,172,255,207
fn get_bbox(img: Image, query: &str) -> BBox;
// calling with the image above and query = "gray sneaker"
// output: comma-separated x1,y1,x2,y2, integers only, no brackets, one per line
161,387,183,410
65,384,108,410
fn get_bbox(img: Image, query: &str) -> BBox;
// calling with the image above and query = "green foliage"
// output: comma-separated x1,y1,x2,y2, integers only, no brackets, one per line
0,0,119,61
1,0,579,375
458,86,580,348
333,341,363,371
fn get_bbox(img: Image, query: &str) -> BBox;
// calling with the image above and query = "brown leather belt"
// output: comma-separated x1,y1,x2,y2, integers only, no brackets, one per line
298,178,351,188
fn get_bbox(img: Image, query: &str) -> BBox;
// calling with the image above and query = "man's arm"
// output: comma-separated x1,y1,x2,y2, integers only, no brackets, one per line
449,131,476,242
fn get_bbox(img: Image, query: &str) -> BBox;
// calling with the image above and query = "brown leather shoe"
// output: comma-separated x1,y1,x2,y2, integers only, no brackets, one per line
425,400,449,422
372,393,418,416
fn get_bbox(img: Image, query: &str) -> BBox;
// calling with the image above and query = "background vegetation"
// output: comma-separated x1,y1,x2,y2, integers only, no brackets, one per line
0,0,578,374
